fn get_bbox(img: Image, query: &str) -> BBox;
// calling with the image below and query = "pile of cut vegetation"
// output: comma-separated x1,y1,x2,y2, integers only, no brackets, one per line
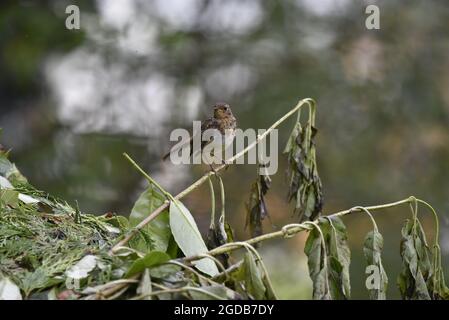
0,151,130,299
0,149,271,300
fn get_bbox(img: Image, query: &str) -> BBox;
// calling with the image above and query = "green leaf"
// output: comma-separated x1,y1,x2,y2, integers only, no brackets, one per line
165,235,180,259
325,217,351,299
149,264,181,279
245,173,271,238
284,110,323,222
21,268,49,296
169,200,219,277
304,227,331,299
105,215,130,231
0,189,19,207
243,253,266,300
363,229,388,299
129,186,171,253
125,251,171,278
398,219,432,300
327,217,351,299
304,218,351,300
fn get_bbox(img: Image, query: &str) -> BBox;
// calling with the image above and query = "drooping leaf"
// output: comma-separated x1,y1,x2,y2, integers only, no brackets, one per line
206,219,230,268
129,186,171,253
304,226,331,299
206,177,231,267
169,200,219,277
284,108,323,222
304,218,351,300
322,217,351,299
243,253,266,300
398,218,432,300
245,172,271,238
363,229,388,299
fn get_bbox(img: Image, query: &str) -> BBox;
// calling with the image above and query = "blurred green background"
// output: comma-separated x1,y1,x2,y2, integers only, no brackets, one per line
1,0,448,299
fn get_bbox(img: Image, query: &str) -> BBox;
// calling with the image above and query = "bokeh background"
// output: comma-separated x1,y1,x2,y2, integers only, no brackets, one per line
1,0,448,299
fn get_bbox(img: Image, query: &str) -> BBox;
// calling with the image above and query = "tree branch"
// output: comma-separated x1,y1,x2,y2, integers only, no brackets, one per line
181,197,414,262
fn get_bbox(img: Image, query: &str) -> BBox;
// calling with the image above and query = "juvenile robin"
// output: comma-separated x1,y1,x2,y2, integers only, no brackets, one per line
162,102,237,169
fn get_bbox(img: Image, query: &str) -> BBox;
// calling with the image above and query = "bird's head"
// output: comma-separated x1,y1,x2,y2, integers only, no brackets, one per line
213,102,233,119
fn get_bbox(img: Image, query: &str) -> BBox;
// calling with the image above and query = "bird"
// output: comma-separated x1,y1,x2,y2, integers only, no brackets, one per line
162,102,237,169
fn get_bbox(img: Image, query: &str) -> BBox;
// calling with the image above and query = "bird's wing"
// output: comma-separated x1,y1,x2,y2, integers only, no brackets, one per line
162,136,193,161
197,117,218,154
162,117,218,161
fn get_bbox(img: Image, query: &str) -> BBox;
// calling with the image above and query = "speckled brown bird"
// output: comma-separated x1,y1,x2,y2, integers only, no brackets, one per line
163,102,237,164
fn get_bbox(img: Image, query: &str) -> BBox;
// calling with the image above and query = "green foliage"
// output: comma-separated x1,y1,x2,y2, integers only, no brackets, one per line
169,200,219,277
0,153,127,298
363,229,388,299
284,103,323,222
129,187,171,253
398,218,432,299
125,251,170,278
397,209,449,300
304,217,351,299
245,169,271,238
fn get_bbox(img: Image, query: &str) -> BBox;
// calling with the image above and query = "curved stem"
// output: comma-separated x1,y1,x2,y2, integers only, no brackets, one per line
416,198,440,248
208,177,216,228
217,175,226,220
352,206,378,231
304,221,330,294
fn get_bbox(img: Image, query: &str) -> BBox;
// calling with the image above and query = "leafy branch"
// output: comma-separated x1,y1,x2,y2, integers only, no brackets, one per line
108,96,448,300
183,197,416,259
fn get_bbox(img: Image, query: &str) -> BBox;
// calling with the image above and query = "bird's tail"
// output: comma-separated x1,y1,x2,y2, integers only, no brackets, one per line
161,137,194,161
162,151,171,161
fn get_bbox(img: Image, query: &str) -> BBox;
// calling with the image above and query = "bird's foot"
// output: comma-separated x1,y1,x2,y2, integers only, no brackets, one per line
221,159,232,170
209,164,220,176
